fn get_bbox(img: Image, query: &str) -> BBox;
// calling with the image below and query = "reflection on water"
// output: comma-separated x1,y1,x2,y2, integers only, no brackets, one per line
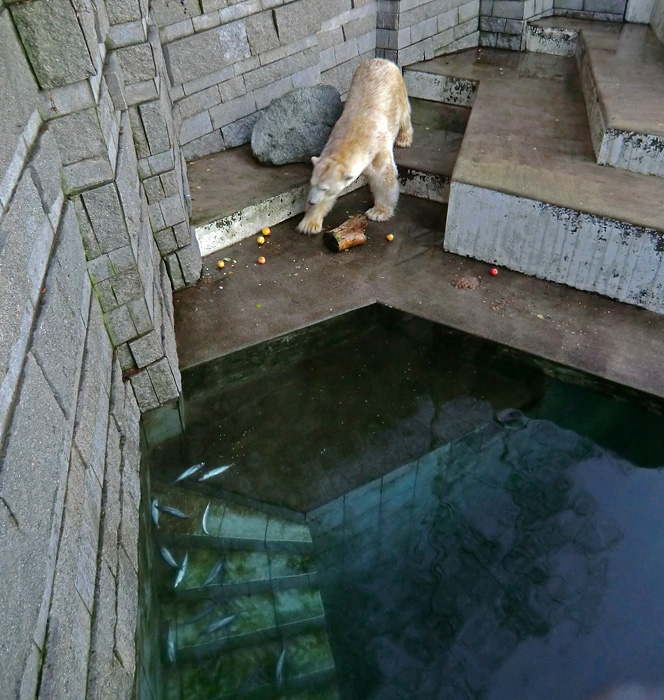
309,406,664,700
146,310,664,700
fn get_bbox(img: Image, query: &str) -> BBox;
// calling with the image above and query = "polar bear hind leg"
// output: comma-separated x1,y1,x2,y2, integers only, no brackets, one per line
365,150,399,222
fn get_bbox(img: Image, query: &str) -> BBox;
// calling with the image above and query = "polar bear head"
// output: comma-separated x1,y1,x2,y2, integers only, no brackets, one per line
307,155,357,205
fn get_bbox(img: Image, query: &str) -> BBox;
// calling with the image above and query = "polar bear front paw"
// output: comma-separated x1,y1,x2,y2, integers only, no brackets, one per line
366,206,393,222
297,217,323,235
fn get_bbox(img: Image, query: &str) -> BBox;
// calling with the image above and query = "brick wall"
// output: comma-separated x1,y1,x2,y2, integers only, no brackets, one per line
156,0,379,161
0,0,197,695
651,0,664,41
376,0,480,65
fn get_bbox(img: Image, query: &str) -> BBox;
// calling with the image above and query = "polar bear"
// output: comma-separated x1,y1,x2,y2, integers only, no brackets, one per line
297,58,413,235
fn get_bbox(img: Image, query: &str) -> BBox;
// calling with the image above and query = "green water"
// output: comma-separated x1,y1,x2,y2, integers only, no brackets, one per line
146,307,664,700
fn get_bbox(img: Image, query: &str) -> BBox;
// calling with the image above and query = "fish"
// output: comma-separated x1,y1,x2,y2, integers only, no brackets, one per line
198,464,232,481
204,614,236,635
174,552,189,588
151,498,160,528
156,504,190,519
166,623,176,665
201,560,223,588
202,502,211,535
160,545,179,569
276,644,286,689
172,461,205,484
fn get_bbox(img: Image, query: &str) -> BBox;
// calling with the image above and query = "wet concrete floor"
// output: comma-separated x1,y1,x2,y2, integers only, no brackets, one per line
174,188,664,403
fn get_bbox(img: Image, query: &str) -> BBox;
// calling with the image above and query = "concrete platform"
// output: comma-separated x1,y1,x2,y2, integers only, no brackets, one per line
188,98,466,256
405,45,664,312
173,188,664,403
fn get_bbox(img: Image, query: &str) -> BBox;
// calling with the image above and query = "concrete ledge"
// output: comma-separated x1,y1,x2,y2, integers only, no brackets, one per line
576,23,664,176
445,180,664,313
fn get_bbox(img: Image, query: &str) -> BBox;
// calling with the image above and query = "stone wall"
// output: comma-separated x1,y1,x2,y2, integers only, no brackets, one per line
0,0,200,695
376,0,480,65
156,0,379,161
652,0,664,42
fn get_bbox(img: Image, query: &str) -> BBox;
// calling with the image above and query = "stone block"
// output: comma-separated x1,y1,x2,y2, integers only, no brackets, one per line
37,451,93,700
142,174,165,204
27,130,62,222
182,64,234,96
104,304,138,345
160,169,180,197
106,0,142,24
11,0,95,89
209,91,256,128
127,298,153,335
107,19,148,49
153,226,179,254
176,85,222,119
179,111,214,144
71,196,103,262
73,316,112,485
176,240,202,285
115,113,142,252
181,129,226,160
115,548,138,674
139,99,173,155
146,356,180,403
151,0,201,27
0,355,68,698
129,330,164,368
245,9,280,54
164,250,185,289
0,173,52,435
218,75,247,101
110,269,145,305
93,279,119,313
62,158,116,195
492,0,525,17
32,267,88,420
76,460,103,612
129,368,160,410
160,193,187,226
115,44,157,85
0,12,39,197
108,246,137,275
82,184,130,254
51,109,110,167
344,12,376,38
117,343,136,370
88,255,114,284
164,21,250,86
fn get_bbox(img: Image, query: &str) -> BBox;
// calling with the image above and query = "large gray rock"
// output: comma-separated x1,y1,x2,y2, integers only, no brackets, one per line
251,85,343,166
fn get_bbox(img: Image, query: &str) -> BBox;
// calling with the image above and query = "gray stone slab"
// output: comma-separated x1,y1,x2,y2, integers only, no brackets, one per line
175,241,202,285
139,99,172,155
115,43,157,84
104,304,139,345
146,356,180,402
32,270,87,419
106,0,142,24
0,354,68,697
163,21,250,86
129,329,164,367
82,183,130,254
245,9,280,53
27,129,62,223
129,368,161,410
151,0,201,27
37,450,93,700
0,173,52,437
11,0,96,89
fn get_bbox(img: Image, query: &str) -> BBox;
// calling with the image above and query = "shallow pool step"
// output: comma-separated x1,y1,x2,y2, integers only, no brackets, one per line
164,629,338,700
152,487,313,553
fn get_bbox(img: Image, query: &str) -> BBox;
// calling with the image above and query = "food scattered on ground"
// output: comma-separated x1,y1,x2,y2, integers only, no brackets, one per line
257,235,265,245
323,214,368,252
490,267,498,276
262,227,271,236
386,233,394,241
258,256,266,264
452,274,481,290
217,260,225,269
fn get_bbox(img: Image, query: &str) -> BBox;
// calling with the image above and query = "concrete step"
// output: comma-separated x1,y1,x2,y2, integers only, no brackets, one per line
164,630,338,700
526,19,664,177
187,99,466,256
152,485,313,554
408,47,664,312
576,23,664,177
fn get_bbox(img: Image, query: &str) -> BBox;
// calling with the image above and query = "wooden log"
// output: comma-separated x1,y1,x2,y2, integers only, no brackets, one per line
323,214,368,252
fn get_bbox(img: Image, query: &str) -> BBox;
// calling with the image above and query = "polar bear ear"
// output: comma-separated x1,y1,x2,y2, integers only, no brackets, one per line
311,156,320,166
